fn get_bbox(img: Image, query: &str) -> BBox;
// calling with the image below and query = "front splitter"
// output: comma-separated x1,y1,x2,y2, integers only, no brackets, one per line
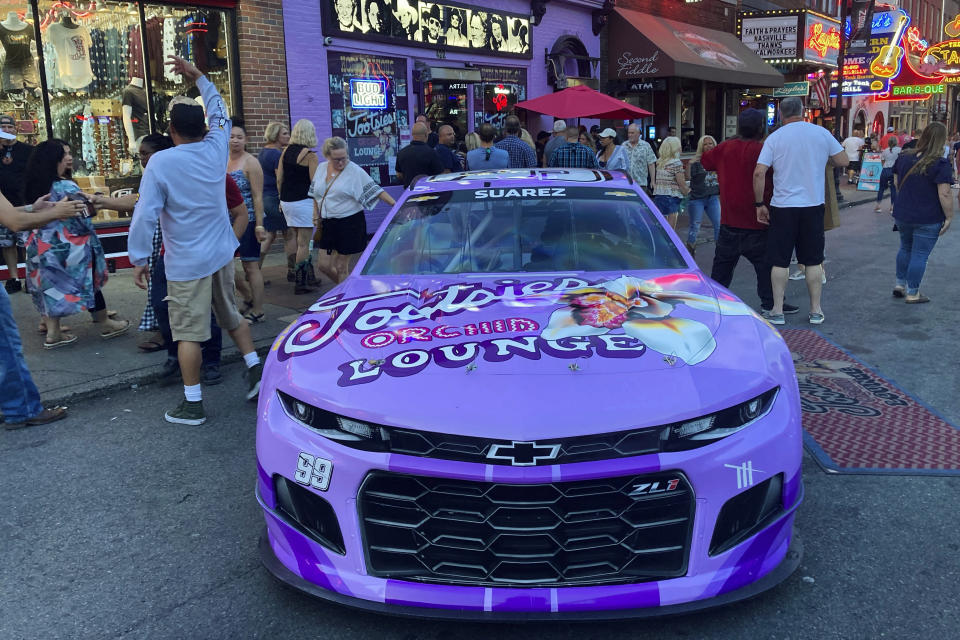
258,528,803,621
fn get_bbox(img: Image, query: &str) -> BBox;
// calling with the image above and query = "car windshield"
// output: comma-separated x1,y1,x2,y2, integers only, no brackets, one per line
362,186,686,275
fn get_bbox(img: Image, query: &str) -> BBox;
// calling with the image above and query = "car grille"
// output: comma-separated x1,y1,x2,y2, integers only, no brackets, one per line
358,471,694,586
388,426,661,466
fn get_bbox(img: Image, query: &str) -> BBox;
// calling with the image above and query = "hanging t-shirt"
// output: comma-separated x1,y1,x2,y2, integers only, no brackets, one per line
46,22,94,89
0,22,39,89
122,84,149,138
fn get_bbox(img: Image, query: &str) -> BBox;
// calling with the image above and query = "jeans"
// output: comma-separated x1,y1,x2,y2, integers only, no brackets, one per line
895,221,942,294
686,194,721,244
151,255,222,367
710,225,774,310
877,168,896,204
0,286,43,423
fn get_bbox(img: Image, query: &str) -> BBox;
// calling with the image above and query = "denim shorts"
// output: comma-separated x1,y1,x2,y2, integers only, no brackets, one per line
262,194,287,232
652,195,682,216
237,220,261,261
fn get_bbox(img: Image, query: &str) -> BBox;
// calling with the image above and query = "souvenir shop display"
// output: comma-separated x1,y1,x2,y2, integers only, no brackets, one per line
0,5,45,144
13,0,238,226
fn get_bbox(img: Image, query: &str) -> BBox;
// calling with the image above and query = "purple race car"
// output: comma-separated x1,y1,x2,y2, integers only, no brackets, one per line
256,169,803,619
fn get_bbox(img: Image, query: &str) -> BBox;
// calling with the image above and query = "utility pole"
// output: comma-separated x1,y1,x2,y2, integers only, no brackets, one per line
834,0,850,139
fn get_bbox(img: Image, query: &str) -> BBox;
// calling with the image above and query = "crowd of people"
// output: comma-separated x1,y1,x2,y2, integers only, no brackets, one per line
1,86,955,429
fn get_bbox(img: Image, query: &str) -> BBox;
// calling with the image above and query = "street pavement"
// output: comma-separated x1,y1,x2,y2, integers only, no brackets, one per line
2,189,958,639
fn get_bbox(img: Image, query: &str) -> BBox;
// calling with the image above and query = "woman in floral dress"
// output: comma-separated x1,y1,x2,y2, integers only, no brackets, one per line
22,140,129,348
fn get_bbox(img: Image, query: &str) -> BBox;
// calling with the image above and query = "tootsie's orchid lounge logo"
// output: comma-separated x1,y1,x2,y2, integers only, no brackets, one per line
273,276,754,386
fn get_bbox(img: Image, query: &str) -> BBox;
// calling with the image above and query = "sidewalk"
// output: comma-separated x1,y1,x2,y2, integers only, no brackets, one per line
10,250,329,406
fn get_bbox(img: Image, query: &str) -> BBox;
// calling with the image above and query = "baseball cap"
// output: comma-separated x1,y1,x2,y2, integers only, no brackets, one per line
552,120,567,133
599,127,617,138
0,115,15,126
887,126,894,132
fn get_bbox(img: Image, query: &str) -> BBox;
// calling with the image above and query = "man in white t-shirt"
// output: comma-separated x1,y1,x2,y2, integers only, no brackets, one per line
753,97,848,326
841,128,865,184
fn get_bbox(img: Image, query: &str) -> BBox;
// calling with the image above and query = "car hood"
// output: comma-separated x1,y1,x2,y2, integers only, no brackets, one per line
269,272,787,439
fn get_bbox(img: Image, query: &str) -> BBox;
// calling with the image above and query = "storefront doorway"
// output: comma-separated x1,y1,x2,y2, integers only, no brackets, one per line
423,81,468,139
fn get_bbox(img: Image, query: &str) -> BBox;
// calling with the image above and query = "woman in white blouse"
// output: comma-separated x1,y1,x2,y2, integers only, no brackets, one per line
309,137,395,283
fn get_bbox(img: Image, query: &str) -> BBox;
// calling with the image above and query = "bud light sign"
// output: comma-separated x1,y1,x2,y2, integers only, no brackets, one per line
350,79,388,110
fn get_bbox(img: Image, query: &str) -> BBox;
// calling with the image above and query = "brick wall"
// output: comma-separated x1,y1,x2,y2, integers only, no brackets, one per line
236,0,290,148
615,0,737,32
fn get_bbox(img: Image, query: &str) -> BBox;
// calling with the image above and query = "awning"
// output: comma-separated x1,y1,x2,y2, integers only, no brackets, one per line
609,8,784,88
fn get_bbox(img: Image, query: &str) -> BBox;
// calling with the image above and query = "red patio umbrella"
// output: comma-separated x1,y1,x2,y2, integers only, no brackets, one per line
513,85,653,120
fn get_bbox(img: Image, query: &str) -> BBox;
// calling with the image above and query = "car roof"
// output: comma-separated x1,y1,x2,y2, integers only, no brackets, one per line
408,168,635,193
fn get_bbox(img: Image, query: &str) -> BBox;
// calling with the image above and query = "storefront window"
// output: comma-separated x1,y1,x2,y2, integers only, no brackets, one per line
423,81,466,139
677,78,700,153
328,52,409,185
471,66,525,131
27,1,237,224
40,0,144,181
142,3,235,132
0,2,47,146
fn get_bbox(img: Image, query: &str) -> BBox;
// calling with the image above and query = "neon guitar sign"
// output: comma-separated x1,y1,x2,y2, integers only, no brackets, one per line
870,14,910,78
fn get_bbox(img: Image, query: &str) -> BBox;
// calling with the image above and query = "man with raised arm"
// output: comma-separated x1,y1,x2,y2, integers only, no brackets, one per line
128,55,262,426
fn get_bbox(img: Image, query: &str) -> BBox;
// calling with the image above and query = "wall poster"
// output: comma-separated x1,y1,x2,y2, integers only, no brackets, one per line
325,0,532,58
328,53,410,185
471,66,527,130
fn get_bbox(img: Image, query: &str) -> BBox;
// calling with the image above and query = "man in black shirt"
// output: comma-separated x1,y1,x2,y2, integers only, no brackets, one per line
0,115,32,293
435,124,462,173
395,122,443,188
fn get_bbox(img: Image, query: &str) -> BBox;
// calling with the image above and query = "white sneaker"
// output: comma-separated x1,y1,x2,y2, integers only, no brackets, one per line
788,271,805,281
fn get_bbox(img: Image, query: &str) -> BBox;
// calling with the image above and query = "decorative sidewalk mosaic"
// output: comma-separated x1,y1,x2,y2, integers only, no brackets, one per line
781,329,960,475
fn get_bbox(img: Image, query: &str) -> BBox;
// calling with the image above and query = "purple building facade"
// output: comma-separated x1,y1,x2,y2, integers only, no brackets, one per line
281,0,604,184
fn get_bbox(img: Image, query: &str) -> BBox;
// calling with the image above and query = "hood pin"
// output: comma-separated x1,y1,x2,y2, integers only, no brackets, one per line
368,359,385,366
466,362,477,372
568,362,580,371
663,355,677,366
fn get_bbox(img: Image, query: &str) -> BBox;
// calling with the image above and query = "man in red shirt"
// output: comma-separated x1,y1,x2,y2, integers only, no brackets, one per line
701,109,797,316
880,127,899,150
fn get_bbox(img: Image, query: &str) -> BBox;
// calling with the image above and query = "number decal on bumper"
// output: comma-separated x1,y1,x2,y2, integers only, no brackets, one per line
293,452,333,491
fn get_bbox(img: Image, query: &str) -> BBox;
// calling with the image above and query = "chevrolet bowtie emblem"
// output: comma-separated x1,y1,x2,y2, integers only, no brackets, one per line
486,441,561,466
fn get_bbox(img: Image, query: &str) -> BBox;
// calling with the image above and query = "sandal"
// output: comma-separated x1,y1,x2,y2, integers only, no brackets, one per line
244,311,265,324
905,294,930,304
892,287,905,298
137,338,166,352
90,310,119,323
38,323,71,334
43,334,78,349
239,300,254,315
100,319,131,339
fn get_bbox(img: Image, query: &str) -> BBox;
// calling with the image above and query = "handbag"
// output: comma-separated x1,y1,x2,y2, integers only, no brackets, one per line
313,168,343,245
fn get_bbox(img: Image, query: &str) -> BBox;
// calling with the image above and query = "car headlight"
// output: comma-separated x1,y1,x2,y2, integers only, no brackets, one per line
278,391,389,450
661,387,779,452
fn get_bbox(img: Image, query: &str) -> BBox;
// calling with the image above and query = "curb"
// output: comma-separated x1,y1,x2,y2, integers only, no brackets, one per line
42,337,277,407
839,196,876,209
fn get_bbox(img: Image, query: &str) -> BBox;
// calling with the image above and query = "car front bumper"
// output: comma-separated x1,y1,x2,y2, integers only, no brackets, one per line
255,385,804,617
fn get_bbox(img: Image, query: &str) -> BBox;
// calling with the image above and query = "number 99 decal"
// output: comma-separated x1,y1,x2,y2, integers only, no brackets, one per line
293,452,333,491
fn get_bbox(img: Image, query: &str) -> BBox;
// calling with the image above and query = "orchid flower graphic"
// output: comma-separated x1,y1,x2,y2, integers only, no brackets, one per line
540,276,753,365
